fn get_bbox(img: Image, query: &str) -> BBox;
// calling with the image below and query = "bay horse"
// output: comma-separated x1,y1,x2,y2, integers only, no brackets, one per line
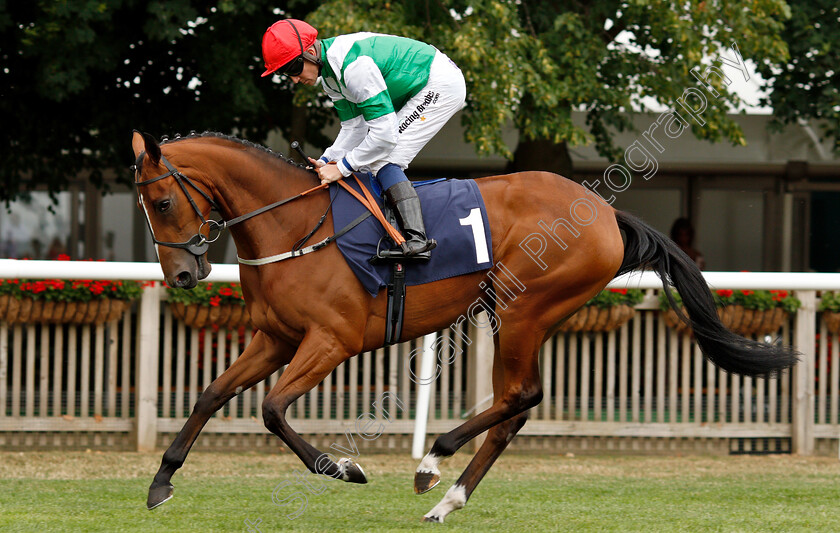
131,131,797,522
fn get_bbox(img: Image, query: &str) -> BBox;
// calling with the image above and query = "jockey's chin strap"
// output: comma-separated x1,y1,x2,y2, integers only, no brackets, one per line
135,152,404,264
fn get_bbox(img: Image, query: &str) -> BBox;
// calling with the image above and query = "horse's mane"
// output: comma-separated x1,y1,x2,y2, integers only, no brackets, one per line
160,131,310,171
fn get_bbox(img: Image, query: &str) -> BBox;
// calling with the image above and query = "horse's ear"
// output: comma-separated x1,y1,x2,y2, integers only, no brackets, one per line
131,130,145,159
131,130,161,165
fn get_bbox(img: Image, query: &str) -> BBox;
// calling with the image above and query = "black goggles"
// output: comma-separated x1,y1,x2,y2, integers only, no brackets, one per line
278,55,305,77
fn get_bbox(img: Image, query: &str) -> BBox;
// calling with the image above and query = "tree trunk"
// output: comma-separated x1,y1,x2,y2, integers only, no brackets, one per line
506,139,574,180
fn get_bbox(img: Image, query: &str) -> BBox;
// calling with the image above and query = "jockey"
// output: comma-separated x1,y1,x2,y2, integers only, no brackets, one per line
261,19,467,260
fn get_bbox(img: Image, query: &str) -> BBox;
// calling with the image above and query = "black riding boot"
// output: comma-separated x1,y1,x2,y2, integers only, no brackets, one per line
381,181,436,260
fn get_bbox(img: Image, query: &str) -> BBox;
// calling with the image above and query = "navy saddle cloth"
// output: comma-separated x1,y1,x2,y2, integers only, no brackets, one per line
330,174,493,297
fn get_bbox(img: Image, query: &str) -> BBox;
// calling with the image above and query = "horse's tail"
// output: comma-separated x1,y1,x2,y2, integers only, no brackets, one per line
614,210,799,377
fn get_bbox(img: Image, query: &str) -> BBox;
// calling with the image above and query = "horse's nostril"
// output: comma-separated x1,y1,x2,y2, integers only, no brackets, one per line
176,271,192,287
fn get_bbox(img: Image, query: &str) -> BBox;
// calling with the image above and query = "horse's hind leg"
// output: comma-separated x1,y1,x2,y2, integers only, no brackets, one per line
423,413,528,523
147,331,293,509
262,331,367,483
421,337,530,523
414,321,544,503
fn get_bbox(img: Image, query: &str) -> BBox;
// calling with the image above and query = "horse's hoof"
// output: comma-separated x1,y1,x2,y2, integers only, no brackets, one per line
414,471,441,494
147,481,174,510
422,514,444,523
338,458,368,484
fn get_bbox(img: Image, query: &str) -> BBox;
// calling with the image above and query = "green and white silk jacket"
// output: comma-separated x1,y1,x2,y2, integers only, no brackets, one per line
318,33,437,176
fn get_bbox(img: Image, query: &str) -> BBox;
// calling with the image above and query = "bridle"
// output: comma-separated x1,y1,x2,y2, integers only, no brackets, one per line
133,151,329,259
134,152,225,257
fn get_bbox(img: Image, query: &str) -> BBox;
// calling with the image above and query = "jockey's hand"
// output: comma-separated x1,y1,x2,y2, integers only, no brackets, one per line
308,157,326,168
317,162,344,184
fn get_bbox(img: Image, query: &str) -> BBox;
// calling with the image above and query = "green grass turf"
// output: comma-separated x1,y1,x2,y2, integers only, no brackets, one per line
1,452,840,532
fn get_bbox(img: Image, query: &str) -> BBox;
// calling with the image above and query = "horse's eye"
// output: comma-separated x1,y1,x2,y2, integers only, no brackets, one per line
156,199,172,212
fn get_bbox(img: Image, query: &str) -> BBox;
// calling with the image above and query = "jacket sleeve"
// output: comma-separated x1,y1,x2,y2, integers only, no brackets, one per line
333,56,399,177
320,115,367,164
319,80,368,163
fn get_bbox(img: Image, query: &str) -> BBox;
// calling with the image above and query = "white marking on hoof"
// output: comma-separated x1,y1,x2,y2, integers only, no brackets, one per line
416,452,441,476
337,457,364,482
423,484,466,523
337,457,351,481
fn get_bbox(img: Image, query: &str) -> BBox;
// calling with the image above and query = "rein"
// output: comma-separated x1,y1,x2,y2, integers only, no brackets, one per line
134,152,404,265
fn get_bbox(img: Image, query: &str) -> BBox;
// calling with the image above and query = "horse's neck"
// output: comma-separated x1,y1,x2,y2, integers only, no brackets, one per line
209,150,316,216
204,148,324,258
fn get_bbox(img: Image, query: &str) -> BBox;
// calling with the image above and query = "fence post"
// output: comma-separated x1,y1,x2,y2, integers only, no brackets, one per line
136,282,162,452
468,315,494,451
792,290,816,456
412,332,439,459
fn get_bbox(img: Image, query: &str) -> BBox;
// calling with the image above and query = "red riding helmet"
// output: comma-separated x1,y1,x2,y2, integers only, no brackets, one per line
261,19,318,77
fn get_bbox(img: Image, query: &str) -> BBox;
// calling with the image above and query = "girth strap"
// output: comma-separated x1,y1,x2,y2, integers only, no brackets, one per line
384,262,406,346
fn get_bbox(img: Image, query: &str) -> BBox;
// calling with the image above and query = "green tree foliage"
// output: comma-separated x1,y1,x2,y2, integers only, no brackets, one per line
756,1,840,156
308,0,791,176
0,1,802,201
0,0,326,202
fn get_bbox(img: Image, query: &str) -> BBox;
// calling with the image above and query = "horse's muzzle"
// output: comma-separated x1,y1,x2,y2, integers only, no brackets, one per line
171,270,197,289
197,254,212,280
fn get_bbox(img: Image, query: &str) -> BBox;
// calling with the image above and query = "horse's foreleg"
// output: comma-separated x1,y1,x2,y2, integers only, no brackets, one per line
147,331,292,509
262,331,367,484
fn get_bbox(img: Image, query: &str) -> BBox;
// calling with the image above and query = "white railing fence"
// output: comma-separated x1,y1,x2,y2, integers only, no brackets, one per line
0,260,836,456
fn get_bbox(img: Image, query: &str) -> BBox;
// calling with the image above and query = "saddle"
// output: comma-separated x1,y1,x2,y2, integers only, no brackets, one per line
329,174,494,346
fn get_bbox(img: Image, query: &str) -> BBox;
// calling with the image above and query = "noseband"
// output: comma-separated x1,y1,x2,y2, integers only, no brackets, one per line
134,153,225,257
